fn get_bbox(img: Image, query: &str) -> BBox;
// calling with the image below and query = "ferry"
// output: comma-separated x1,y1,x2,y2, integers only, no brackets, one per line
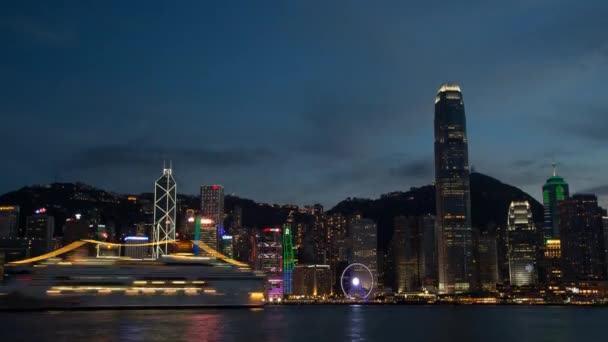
0,256,266,310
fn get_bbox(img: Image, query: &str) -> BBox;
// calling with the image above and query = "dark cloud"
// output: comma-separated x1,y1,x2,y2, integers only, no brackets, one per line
60,145,278,172
580,185,608,196
389,160,433,179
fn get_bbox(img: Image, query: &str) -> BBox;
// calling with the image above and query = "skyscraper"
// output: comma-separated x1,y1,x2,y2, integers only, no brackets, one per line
350,218,378,294
434,83,474,294
507,201,539,287
542,164,569,239
476,224,499,292
419,214,438,292
200,185,224,250
26,213,54,252
559,194,606,281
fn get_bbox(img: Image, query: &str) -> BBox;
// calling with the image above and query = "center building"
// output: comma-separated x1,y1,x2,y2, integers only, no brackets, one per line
434,83,474,294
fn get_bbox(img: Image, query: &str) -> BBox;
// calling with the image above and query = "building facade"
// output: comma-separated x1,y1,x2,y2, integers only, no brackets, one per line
0,206,19,238
256,227,283,300
26,214,54,252
292,264,332,297
434,83,474,294
350,218,378,295
559,194,606,281
507,201,539,287
542,165,569,239
200,185,224,250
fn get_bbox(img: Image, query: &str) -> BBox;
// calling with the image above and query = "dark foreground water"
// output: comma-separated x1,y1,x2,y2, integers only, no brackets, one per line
2,306,607,341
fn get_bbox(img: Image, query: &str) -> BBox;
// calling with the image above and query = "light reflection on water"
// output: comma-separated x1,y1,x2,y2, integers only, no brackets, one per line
1,306,606,341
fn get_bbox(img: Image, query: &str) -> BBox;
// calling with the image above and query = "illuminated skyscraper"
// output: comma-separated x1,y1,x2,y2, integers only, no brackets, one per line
256,227,283,300
559,194,606,281
542,163,569,239
152,164,176,259
350,218,378,294
434,83,474,294
200,185,224,250
283,223,295,295
507,201,538,287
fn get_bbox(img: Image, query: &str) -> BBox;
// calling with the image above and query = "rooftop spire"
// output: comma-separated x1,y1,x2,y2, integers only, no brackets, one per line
552,162,557,177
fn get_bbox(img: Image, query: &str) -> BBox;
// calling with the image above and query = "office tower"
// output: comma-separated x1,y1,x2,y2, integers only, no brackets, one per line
542,163,569,239
477,226,499,292
283,223,295,295
434,82,474,294
312,214,327,264
419,214,438,292
544,239,563,286
393,216,421,293
152,164,176,258
200,185,224,250
26,213,54,252
393,216,408,293
507,201,539,287
256,227,283,301
292,264,332,297
350,218,378,294
559,194,606,281
0,206,19,237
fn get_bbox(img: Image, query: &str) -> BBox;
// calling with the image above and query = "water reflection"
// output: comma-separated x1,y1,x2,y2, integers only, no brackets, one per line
347,305,366,342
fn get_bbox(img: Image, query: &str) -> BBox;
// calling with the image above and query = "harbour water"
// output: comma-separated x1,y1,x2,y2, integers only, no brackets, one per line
2,305,606,341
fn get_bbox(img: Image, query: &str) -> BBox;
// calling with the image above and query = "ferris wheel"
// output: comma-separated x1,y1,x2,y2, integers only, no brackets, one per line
340,263,374,299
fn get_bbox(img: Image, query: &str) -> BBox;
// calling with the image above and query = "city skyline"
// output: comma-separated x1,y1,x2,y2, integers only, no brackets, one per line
2,2,608,209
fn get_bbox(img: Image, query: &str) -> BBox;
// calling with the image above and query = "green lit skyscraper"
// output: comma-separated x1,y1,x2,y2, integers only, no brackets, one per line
542,164,569,238
434,83,474,294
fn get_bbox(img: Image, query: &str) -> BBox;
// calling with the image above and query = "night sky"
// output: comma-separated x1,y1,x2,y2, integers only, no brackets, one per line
1,1,608,208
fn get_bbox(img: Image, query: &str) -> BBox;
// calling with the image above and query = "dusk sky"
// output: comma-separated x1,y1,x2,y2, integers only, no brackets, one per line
1,1,607,208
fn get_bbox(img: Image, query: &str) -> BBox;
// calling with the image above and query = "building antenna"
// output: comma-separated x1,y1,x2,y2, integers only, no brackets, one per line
552,161,557,177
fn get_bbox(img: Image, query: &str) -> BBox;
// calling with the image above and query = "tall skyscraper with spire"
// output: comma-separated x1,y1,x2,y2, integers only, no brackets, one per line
542,163,569,239
434,83,474,294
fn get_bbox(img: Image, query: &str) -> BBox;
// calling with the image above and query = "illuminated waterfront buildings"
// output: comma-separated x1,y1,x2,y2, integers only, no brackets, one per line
559,194,606,281
434,83,474,294
542,164,569,239
200,185,224,250
507,201,539,287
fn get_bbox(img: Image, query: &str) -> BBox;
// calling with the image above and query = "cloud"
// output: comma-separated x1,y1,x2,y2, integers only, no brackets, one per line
580,184,608,196
389,159,433,179
60,144,279,171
